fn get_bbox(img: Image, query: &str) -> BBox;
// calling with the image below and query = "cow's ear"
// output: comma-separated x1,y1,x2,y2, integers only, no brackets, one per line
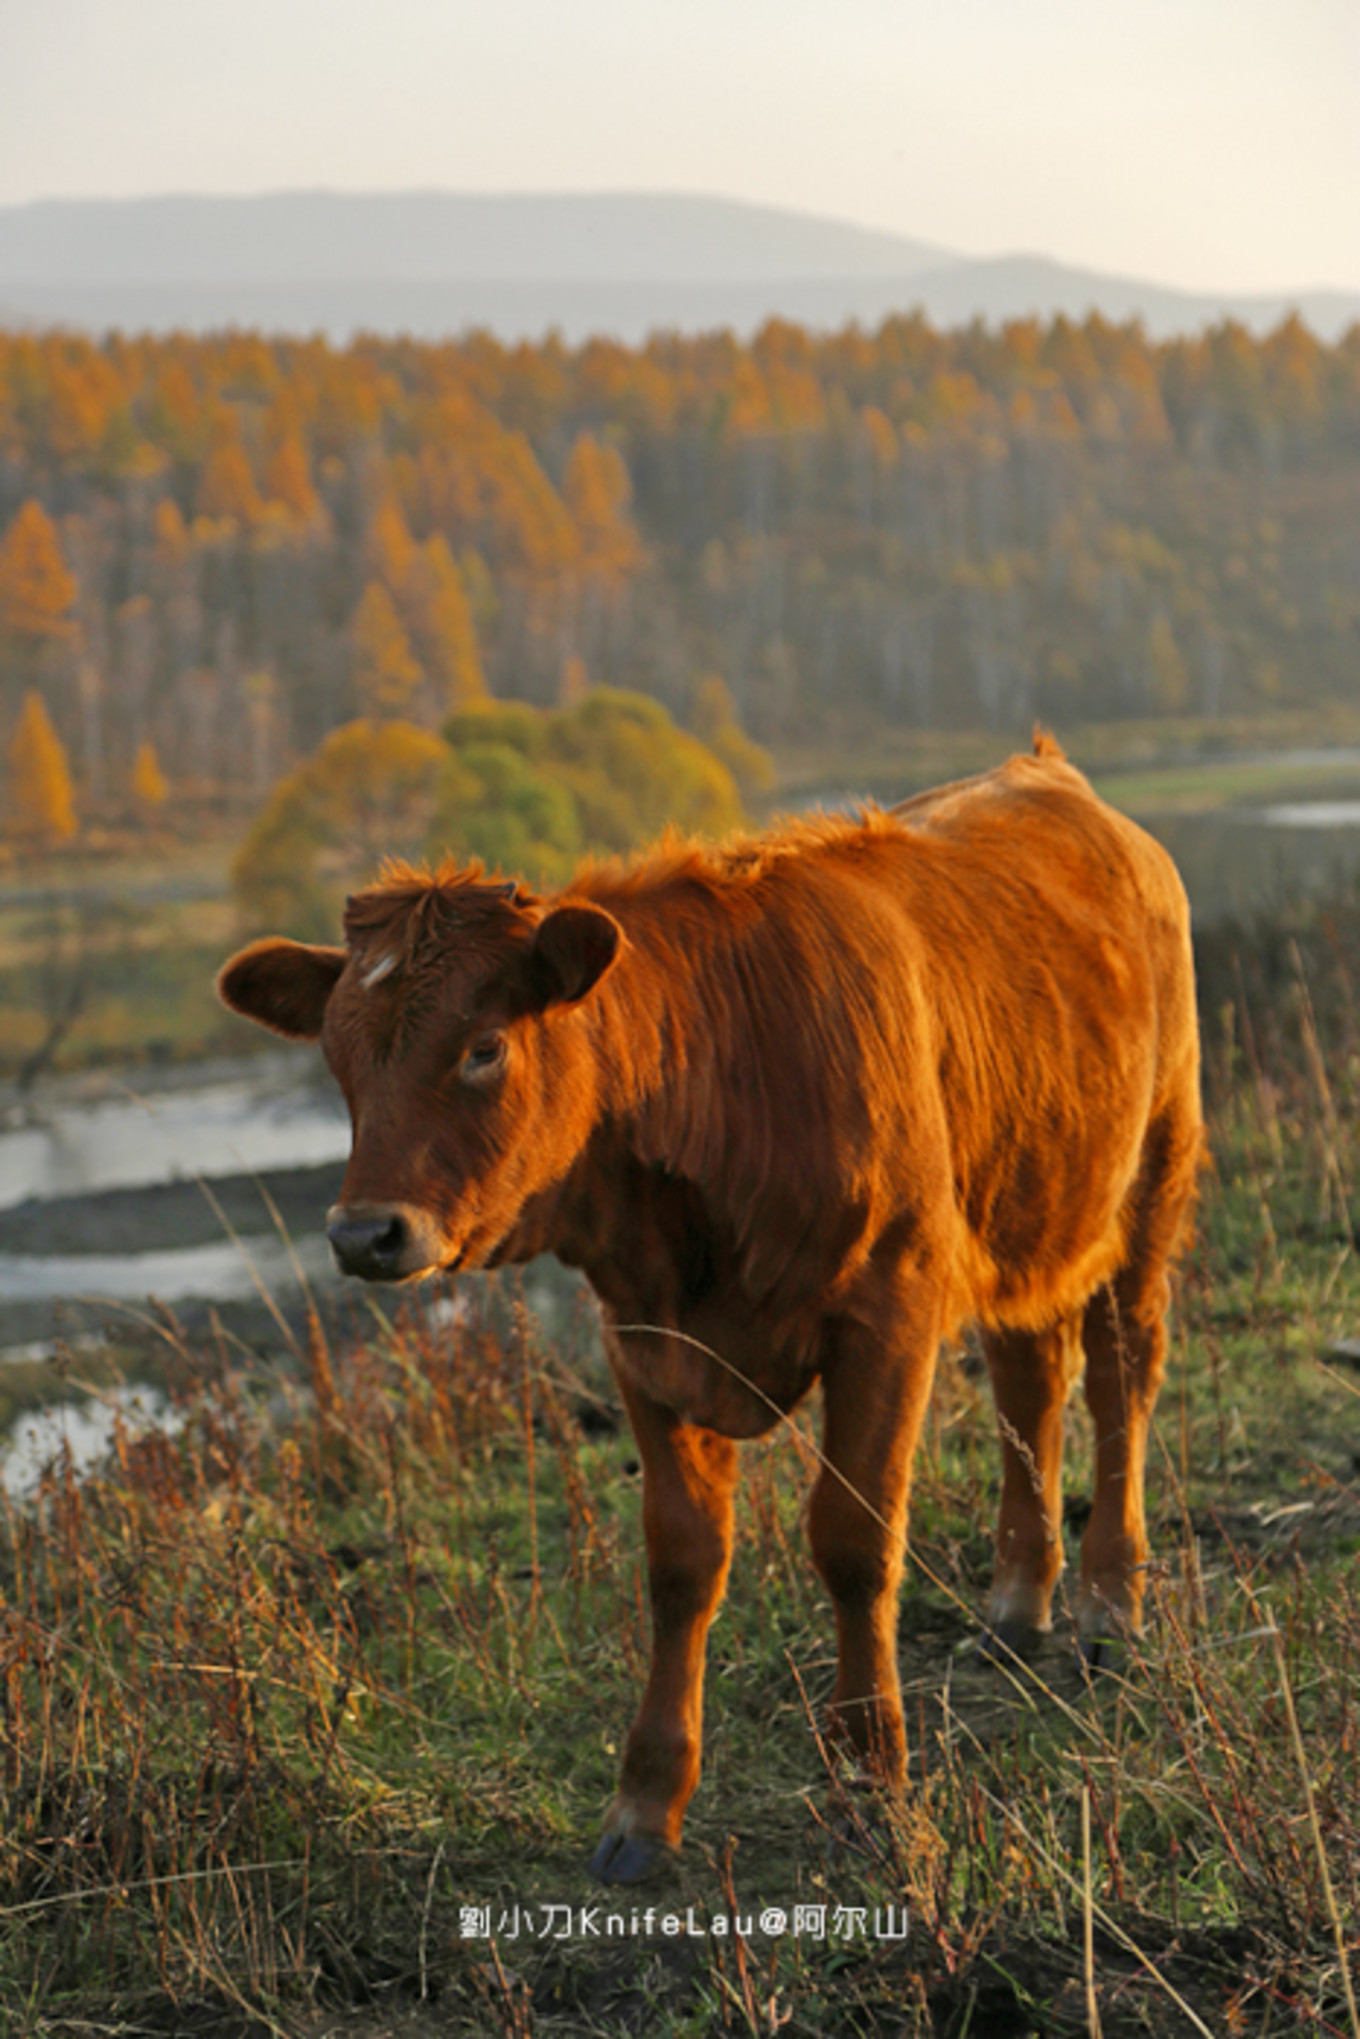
529,905,621,1010
216,939,347,1040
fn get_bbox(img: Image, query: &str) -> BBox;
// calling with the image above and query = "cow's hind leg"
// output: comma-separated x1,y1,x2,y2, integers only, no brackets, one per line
591,1377,737,1883
808,1316,940,1784
1078,1271,1169,1659
981,1313,1085,1655
1079,1109,1198,1659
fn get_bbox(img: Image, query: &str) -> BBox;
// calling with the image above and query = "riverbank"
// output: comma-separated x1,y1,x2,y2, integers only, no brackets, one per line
0,1157,345,1259
0,1158,344,1382
0,1047,348,1373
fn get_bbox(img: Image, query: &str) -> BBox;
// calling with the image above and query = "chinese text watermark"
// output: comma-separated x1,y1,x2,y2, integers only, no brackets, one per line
458,1902,909,1943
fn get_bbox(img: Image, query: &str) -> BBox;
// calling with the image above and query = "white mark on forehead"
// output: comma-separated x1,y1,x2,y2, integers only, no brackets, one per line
360,952,398,990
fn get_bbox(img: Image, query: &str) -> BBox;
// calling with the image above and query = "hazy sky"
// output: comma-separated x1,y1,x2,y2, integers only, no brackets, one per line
3,0,1357,292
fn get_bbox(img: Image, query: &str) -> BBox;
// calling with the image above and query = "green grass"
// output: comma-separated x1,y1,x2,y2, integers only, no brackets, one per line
1089,753,1360,817
771,704,1360,808
3,1022,1360,2035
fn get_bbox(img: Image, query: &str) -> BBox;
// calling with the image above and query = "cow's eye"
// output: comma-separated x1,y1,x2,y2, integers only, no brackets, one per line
461,1032,507,1083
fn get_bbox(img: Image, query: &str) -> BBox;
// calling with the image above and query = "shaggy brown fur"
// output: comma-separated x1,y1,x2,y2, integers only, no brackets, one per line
218,735,1201,1881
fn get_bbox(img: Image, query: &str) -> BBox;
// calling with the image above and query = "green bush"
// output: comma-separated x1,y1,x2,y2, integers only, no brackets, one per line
232,689,749,935
231,719,449,938
426,739,582,883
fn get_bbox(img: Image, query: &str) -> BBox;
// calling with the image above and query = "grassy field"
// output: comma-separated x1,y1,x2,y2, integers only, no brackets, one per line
0,826,249,1081
773,705,1360,808
4,913,1360,2036
1088,754,1360,819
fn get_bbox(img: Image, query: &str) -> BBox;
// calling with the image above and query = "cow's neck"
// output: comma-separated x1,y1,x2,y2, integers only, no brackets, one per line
572,882,835,1317
587,889,739,1180
547,871,887,1335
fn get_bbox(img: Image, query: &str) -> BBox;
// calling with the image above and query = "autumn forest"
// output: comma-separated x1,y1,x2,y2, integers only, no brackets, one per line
1,309,1359,831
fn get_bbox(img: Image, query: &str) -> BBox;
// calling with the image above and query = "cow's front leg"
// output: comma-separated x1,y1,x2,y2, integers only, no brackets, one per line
807,1313,940,1784
591,1374,737,1882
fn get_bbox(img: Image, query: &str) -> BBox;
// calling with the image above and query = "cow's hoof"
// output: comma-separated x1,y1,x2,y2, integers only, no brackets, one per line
589,1828,668,1884
976,1618,1045,1664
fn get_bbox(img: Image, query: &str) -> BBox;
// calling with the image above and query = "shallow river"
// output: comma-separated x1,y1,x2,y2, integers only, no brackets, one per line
0,1051,349,1209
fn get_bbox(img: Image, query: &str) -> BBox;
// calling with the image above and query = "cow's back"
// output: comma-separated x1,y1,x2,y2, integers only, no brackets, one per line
892,740,1188,937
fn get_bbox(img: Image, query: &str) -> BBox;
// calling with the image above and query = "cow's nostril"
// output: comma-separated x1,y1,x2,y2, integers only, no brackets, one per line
327,1211,410,1280
369,1216,404,1259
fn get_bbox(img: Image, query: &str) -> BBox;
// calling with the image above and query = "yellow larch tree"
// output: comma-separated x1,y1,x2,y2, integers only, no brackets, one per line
152,497,189,570
860,406,899,472
265,433,322,524
410,536,488,712
563,433,641,584
368,494,419,593
351,580,424,718
7,690,77,840
487,433,579,578
132,739,169,811
0,501,78,650
196,412,262,524
148,357,203,464
45,350,120,466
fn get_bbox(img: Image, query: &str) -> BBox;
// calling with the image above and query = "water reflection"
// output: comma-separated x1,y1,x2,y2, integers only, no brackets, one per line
1147,807,1360,925
1264,802,1360,830
3,1384,184,1499
0,1052,349,1210
0,1231,333,1304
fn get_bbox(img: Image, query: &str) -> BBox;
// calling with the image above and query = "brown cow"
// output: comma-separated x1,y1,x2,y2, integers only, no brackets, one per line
218,734,1200,1882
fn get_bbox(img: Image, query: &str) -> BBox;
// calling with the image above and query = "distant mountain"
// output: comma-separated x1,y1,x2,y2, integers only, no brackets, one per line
0,191,955,286
1,191,1355,343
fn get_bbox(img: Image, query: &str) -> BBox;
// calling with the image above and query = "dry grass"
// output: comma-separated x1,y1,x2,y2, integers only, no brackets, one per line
5,929,1360,2033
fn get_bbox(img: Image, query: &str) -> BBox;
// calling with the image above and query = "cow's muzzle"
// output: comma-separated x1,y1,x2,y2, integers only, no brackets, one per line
326,1202,445,1282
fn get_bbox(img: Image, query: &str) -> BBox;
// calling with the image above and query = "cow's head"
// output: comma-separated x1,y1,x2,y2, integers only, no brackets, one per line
217,872,621,1282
